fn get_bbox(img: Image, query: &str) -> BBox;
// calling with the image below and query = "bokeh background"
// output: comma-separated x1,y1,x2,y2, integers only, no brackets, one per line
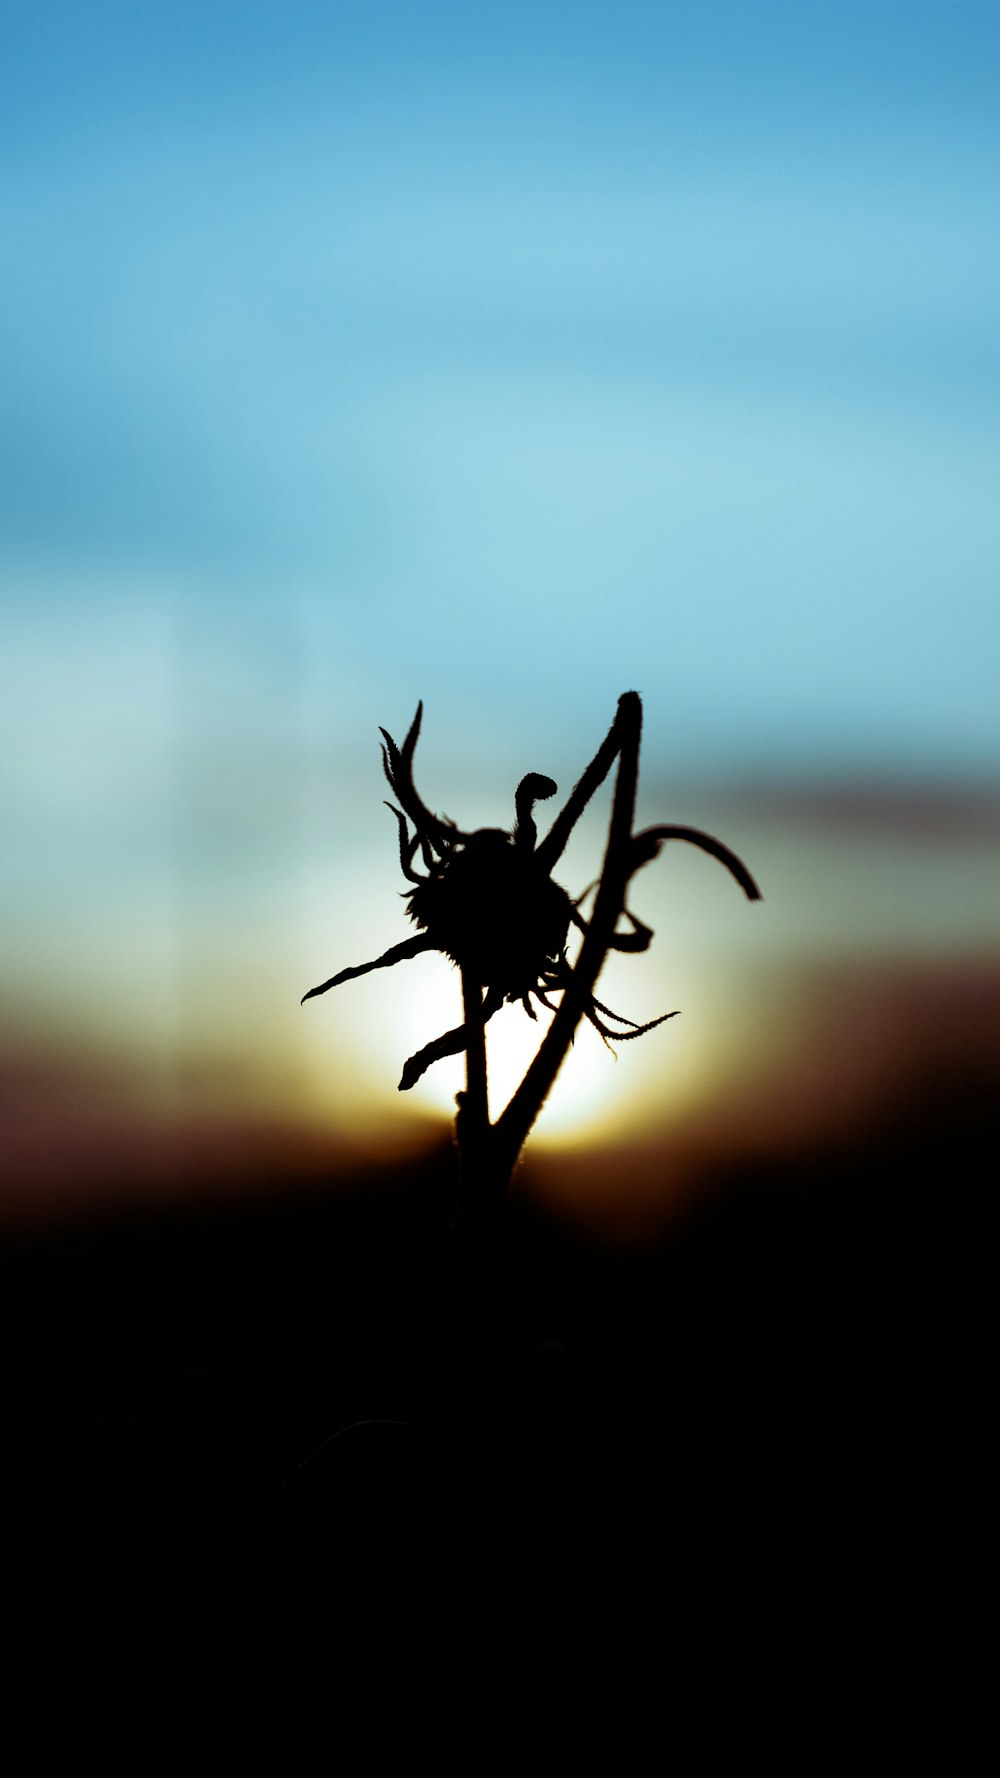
3,0,998,1237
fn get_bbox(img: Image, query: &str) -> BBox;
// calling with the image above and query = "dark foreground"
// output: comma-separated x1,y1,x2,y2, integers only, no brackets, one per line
2,1116,985,1767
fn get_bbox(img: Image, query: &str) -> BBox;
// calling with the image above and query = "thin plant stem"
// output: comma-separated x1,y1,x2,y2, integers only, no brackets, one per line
409,970,503,1424
492,690,641,1177
459,966,489,1148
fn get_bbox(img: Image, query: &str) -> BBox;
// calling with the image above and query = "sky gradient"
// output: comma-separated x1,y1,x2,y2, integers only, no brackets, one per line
3,2,998,1228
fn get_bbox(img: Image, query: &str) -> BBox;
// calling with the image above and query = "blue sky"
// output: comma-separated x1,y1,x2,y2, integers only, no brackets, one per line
3,0,999,776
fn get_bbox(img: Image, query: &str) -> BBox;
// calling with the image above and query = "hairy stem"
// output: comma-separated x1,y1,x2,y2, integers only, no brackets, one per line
459,966,489,1143
410,968,502,1423
492,690,642,1176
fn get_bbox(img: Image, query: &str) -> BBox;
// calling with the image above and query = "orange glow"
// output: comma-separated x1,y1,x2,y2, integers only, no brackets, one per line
3,780,999,1233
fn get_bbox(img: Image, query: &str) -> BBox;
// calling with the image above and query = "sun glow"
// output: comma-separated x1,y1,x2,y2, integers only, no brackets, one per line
386,967,618,1142
364,952,716,1149
302,872,753,1155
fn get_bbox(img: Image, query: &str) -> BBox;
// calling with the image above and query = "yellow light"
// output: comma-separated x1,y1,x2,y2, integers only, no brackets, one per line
301,877,744,1154
413,987,615,1137
380,959,687,1146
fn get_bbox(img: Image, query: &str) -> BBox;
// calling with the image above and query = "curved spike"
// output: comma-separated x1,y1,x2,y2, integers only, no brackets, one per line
301,932,434,1004
585,1005,619,1051
611,1011,680,1038
587,1003,679,1044
633,825,762,901
379,709,469,855
590,994,644,1027
379,735,397,792
591,994,679,1034
400,700,423,772
513,771,558,850
383,802,424,884
379,728,439,868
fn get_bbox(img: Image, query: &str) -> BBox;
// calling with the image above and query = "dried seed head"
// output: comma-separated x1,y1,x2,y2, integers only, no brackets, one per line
406,829,573,1000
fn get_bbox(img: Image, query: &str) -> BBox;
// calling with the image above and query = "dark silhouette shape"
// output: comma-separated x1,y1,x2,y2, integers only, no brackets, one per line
303,691,760,1194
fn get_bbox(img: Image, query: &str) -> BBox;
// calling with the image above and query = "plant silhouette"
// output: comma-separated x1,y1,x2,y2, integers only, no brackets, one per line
303,690,760,1196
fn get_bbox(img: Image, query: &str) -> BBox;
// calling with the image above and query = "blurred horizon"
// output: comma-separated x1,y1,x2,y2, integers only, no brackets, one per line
2,2,998,1234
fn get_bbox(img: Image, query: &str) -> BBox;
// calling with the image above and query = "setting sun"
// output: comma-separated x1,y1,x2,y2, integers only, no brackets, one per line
387,965,625,1141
